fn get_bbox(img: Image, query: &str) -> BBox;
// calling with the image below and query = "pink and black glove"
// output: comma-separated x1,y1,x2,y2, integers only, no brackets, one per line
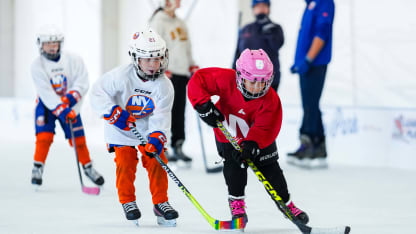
61,90,81,108
144,131,167,157
53,103,77,123
103,105,136,131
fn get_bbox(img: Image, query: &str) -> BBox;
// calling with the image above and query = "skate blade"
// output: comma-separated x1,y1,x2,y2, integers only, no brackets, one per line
131,219,139,227
32,184,41,192
308,158,328,168
156,216,176,227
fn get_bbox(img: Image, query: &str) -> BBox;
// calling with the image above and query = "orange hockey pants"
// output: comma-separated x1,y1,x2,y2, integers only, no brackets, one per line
113,145,168,205
33,132,91,165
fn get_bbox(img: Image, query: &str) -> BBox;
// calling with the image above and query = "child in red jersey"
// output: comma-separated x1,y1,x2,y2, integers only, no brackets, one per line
188,49,309,229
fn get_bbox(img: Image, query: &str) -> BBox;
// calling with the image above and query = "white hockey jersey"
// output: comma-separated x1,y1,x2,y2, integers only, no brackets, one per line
31,52,89,114
90,64,174,146
149,10,196,76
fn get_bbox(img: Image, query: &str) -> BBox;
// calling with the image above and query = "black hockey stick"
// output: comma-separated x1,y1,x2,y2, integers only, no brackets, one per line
129,125,246,230
68,120,100,195
216,121,350,234
196,113,223,173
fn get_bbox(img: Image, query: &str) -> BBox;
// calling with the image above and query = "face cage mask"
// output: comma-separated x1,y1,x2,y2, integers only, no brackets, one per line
132,54,168,81
236,71,273,99
40,42,62,61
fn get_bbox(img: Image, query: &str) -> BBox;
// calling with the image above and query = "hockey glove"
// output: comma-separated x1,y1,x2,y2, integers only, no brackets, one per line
290,57,312,75
61,90,81,108
231,141,260,164
240,141,260,161
103,105,136,131
52,103,77,123
195,101,225,128
145,131,167,157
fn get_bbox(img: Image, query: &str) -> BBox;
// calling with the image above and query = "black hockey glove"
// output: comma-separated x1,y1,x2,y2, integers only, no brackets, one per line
231,141,260,164
195,101,225,128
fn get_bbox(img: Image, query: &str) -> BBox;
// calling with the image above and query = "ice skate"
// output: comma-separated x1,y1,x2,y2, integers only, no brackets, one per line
228,196,248,232
308,140,328,169
287,134,314,167
172,140,192,169
83,162,105,186
122,201,141,226
31,162,44,189
153,201,178,227
286,200,309,224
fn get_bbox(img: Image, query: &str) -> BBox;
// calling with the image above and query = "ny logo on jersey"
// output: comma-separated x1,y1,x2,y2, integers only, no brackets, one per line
50,74,67,96
126,95,155,119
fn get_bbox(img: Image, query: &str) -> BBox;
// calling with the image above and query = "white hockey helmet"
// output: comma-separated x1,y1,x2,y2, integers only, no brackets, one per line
128,29,168,81
36,24,64,60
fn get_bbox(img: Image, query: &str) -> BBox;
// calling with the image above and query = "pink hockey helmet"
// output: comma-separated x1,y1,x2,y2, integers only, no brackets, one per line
235,49,274,99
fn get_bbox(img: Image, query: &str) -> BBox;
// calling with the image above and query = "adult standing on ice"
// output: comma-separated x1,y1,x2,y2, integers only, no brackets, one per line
90,29,178,226
188,49,309,230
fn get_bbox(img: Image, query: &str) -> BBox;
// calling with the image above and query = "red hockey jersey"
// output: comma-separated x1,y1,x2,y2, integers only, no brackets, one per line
188,67,282,149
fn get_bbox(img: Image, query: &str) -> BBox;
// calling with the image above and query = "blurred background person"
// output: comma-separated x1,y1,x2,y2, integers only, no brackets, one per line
232,0,284,91
149,0,199,166
287,0,335,169
30,24,104,188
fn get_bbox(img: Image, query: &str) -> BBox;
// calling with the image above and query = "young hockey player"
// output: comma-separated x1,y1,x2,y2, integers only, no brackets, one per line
188,49,309,229
90,29,178,226
30,24,104,188
149,0,199,165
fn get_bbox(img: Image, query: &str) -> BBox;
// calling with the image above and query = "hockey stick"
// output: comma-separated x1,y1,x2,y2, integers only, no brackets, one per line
196,113,223,173
69,120,100,195
129,125,245,230
216,121,350,234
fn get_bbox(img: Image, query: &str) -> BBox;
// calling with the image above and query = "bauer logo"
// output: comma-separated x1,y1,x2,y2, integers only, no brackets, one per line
50,74,67,96
125,95,155,119
392,115,416,143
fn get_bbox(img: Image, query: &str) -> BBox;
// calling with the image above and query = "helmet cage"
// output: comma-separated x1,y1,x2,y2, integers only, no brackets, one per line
36,30,64,60
128,30,168,81
236,70,274,99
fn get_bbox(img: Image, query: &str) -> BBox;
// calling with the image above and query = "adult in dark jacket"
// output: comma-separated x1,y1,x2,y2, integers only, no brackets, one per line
232,0,284,91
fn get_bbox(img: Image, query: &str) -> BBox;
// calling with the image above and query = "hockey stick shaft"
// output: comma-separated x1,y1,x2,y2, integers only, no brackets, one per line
129,125,245,230
216,121,350,234
69,120,100,195
196,113,223,173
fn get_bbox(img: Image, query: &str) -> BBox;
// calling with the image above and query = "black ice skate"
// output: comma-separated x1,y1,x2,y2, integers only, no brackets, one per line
309,138,328,168
83,162,105,185
122,201,141,226
286,200,309,224
153,201,178,227
170,140,192,168
287,134,314,167
31,162,44,187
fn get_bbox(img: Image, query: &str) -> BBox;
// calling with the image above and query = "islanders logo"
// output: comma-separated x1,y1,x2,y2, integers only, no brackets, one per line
50,74,67,96
125,95,155,119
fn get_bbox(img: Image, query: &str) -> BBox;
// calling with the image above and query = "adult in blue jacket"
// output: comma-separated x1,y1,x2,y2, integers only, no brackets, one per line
288,0,335,168
232,0,284,91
